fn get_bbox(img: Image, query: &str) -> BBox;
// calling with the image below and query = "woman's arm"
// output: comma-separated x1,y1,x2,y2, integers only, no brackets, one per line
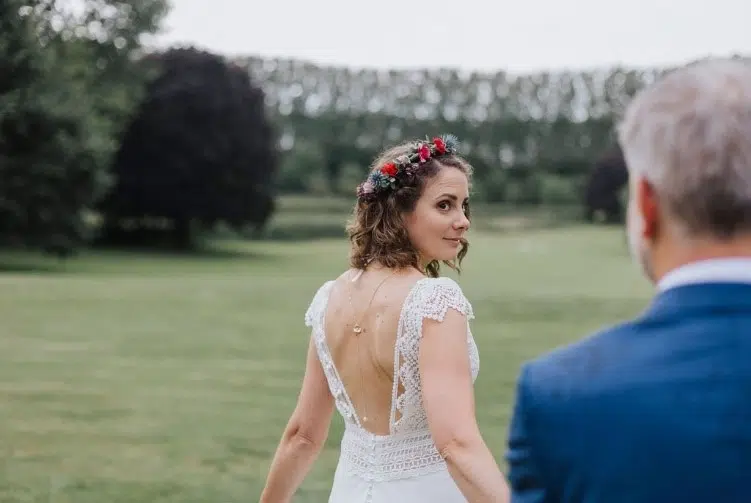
420,308,510,503
259,335,335,503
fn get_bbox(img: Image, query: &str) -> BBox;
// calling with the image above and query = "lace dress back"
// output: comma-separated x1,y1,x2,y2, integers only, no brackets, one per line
304,276,480,502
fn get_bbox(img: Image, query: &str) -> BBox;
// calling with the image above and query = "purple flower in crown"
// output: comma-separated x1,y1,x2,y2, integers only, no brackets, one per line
402,163,416,179
356,179,375,198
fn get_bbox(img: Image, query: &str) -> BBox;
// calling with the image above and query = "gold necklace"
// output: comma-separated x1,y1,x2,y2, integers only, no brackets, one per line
348,268,396,424
348,269,395,336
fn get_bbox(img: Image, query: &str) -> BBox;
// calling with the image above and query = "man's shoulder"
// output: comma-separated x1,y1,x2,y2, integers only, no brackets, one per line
520,318,641,396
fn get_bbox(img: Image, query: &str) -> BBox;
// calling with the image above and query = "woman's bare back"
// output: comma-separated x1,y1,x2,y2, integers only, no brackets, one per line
323,267,425,435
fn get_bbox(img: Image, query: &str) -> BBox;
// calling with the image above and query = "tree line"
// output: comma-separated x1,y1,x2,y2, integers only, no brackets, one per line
238,56,653,207
242,53,743,219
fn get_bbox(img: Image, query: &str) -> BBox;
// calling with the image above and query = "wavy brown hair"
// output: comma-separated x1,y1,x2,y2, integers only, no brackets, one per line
346,140,473,278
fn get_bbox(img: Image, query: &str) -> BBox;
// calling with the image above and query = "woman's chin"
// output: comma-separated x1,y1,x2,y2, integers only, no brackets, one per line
421,247,461,266
446,240,463,255
432,250,460,263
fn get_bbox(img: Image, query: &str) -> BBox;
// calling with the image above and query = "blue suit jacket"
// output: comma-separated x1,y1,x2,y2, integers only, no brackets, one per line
506,282,751,503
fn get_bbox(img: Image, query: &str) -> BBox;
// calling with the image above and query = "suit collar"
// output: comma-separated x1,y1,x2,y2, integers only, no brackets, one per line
645,282,751,320
657,258,751,292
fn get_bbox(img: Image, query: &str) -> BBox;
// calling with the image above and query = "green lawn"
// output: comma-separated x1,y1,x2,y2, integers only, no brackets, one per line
0,225,652,502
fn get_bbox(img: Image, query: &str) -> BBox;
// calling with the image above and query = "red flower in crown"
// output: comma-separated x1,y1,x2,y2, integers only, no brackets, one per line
418,144,431,162
380,162,398,177
433,137,446,154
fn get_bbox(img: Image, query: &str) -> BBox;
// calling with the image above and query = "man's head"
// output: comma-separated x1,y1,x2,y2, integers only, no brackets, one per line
617,58,751,283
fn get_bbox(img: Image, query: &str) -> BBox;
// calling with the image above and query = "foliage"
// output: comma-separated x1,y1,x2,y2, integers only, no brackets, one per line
583,145,629,224
0,0,169,255
236,54,745,208
99,46,279,249
2,4,745,253
238,56,656,199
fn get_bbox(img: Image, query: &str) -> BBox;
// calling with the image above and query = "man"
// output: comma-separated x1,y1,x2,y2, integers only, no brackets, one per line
505,58,751,503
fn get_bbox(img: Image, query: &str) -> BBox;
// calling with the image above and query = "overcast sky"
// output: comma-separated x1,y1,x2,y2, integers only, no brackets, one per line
152,0,750,73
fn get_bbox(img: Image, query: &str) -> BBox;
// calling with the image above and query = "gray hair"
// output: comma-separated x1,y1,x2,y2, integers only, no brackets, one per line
617,58,751,239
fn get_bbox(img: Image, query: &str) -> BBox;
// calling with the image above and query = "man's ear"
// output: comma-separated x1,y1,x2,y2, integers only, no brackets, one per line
635,176,659,240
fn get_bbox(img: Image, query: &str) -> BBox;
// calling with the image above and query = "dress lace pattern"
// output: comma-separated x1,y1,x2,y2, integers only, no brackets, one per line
304,277,480,486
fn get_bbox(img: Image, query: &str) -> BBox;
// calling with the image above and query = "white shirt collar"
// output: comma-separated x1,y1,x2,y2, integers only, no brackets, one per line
657,258,751,292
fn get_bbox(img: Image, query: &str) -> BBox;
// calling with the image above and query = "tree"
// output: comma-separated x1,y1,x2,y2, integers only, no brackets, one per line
0,0,169,256
99,46,279,248
583,145,629,224
0,0,101,256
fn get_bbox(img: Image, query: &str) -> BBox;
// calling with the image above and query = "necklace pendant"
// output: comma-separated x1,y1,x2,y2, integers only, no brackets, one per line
353,324,363,335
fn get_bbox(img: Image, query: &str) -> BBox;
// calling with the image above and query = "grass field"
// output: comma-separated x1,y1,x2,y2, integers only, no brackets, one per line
0,207,653,502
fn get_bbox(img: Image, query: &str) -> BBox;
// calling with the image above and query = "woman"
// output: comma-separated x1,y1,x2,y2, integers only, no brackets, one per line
260,135,509,502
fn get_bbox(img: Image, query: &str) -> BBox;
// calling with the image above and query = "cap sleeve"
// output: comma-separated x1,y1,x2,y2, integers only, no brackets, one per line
304,280,335,329
400,277,474,342
416,277,474,323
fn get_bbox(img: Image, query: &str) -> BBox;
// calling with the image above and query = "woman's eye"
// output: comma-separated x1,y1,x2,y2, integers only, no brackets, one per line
438,201,451,210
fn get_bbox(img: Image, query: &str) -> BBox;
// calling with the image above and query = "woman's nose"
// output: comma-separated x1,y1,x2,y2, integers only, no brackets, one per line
454,213,470,230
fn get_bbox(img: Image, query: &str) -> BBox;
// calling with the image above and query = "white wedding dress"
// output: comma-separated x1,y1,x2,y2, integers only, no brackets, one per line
304,276,480,503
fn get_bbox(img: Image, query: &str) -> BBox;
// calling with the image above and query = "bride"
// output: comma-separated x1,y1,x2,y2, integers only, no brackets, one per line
259,135,509,502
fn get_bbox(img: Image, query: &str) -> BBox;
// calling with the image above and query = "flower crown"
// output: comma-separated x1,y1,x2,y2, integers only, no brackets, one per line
356,134,460,201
